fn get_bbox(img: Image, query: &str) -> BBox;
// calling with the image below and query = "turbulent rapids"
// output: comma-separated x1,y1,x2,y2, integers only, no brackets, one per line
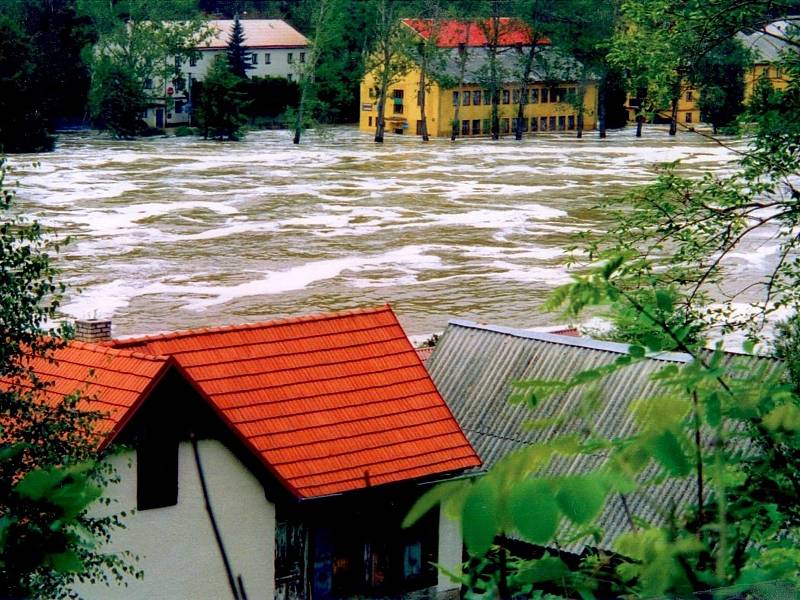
11,125,746,337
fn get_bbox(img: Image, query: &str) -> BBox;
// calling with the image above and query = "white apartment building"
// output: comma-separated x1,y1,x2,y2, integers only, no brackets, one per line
143,19,309,128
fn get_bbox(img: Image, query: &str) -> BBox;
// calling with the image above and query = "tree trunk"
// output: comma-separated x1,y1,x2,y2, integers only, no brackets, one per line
669,94,679,136
293,86,307,144
375,67,390,143
451,92,461,141
598,77,606,138
419,56,429,142
515,51,535,141
491,89,499,140
636,114,643,137
577,112,584,138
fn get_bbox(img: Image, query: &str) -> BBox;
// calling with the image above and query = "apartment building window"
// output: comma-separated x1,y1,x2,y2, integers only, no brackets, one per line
685,111,693,123
175,100,185,114
522,117,529,132
530,88,539,103
288,52,294,63
549,116,556,130
144,78,153,90
393,89,404,114
569,87,576,97
174,55,182,67
463,90,470,106
173,77,185,92
530,117,537,131
189,55,197,67
501,118,509,134
266,53,271,64
686,90,693,101
502,89,510,104
513,89,520,103
568,115,575,130
300,52,306,63
252,53,258,65
452,91,459,106
541,88,549,103
540,116,547,130
471,119,480,135
462,120,469,135
558,115,566,130
483,91,491,105
473,90,481,105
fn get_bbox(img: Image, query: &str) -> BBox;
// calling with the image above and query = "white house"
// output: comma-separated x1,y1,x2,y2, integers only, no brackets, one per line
28,307,477,600
143,19,309,128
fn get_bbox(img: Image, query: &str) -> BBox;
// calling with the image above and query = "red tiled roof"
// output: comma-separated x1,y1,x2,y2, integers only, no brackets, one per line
402,18,548,48
109,306,480,498
5,342,171,442
415,346,435,364
551,327,581,337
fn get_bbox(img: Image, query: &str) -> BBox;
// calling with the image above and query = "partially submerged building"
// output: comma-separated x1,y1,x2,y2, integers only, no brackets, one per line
359,19,597,138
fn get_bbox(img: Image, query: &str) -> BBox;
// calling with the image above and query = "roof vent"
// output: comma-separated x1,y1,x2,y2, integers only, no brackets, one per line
74,318,112,343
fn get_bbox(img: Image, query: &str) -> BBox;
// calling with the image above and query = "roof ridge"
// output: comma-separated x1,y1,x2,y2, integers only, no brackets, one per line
110,305,394,349
67,339,169,362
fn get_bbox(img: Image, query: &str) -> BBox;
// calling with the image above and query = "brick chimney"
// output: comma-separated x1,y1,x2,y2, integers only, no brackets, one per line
73,318,112,343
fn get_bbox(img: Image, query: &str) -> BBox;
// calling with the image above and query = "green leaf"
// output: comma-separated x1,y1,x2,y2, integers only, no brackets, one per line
48,550,84,573
629,345,646,359
655,289,673,314
763,403,800,432
508,479,560,544
742,339,756,354
648,430,691,477
515,556,570,585
15,467,68,501
461,479,499,555
705,391,721,427
403,479,467,528
642,333,663,352
555,475,607,525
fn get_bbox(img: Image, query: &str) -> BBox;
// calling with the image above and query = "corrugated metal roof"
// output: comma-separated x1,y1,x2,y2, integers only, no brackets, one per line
202,19,309,50
438,45,586,84
737,19,799,63
426,319,777,554
110,306,480,498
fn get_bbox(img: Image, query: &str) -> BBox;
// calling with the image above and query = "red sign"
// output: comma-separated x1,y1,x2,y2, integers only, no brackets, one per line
167,86,174,96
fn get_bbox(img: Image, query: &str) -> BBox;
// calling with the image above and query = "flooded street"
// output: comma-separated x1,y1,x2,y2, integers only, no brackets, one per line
10,125,744,337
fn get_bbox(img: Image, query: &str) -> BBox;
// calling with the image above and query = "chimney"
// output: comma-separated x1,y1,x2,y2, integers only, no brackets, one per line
74,318,112,343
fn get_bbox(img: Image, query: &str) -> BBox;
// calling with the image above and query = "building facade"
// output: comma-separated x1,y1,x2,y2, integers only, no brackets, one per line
23,307,479,600
359,19,598,138
142,19,309,129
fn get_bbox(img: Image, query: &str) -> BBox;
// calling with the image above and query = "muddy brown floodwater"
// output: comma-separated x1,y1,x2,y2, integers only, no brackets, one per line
10,125,746,338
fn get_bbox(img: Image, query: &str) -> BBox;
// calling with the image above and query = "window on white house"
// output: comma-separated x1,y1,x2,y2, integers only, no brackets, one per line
174,55,182,68
252,53,258,65
265,53,271,64
137,436,178,510
189,55,197,67
300,52,306,63
288,52,294,63
144,78,153,90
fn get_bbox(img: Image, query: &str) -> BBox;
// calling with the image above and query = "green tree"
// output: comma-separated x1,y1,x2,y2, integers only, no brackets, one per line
0,159,135,599
693,38,751,134
365,0,415,143
194,56,248,140
226,13,253,79
88,58,148,138
0,15,54,152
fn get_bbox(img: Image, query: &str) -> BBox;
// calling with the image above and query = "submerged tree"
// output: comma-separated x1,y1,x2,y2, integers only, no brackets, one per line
88,58,148,138
194,56,248,140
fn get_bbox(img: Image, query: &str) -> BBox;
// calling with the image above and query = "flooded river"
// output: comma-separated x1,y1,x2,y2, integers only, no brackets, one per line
10,125,743,338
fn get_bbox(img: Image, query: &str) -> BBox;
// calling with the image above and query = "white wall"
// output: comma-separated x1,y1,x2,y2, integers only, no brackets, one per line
73,440,276,600
437,509,463,593
186,48,305,81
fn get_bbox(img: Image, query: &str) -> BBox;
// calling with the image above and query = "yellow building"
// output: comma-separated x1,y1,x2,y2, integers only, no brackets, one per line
626,19,794,127
359,19,598,138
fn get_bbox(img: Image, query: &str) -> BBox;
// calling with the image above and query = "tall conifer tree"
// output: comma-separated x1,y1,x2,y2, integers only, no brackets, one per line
226,14,252,78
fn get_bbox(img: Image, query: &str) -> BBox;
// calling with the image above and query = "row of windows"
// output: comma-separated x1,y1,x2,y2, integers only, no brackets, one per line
452,87,577,107
365,115,579,134
178,51,306,68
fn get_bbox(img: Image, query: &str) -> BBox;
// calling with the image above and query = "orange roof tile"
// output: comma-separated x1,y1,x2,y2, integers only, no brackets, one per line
4,342,171,442
110,306,480,498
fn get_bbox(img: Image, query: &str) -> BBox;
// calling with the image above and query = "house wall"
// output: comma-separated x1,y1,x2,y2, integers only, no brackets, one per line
72,440,276,600
359,64,598,137
436,510,463,594
140,46,306,128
